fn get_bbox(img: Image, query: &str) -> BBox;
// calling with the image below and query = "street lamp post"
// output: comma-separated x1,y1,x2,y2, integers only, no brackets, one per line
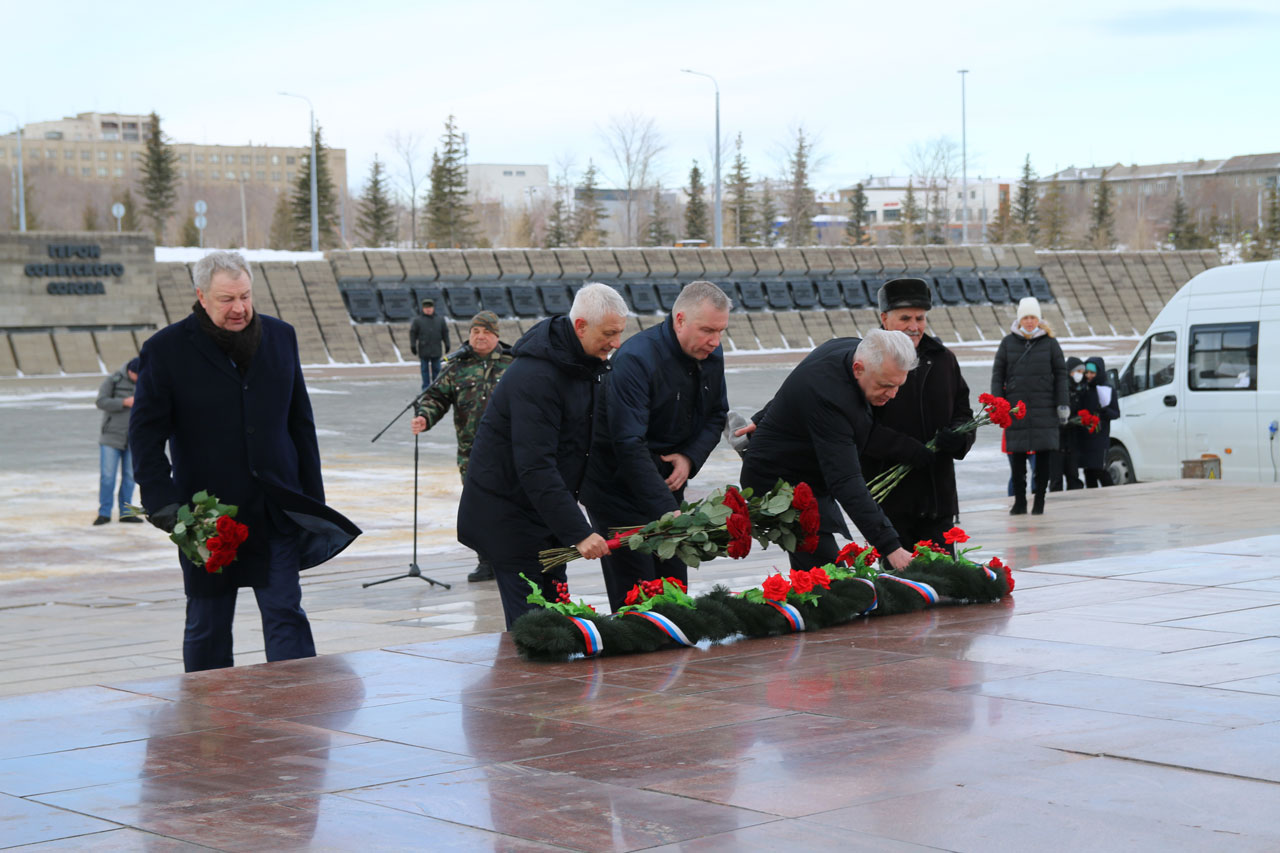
280,92,319,251
1,111,26,232
958,69,969,245
682,69,721,248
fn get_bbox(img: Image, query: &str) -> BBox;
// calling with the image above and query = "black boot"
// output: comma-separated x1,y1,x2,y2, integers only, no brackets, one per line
1031,492,1046,515
1010,494,1027,515
467,560,494,583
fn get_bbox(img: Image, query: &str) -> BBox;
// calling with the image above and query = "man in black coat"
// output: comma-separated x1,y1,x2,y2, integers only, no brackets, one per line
457,283,627,629
409,298,450,390
130,251,360,672
859,278,975,554
740,329,917,573
580,281,730,611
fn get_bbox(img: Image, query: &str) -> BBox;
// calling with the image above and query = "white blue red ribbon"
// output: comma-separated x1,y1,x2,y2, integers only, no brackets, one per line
982,564,999,583
624,610,693,646
853,576,879,615
568,616,604,656
766,600,806,632
878,575,940,604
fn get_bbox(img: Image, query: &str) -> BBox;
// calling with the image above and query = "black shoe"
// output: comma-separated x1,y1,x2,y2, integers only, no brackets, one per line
92,515,111,526
1031,493,1046,515
467,561,495,582
1009,497,1027,516
119,515,143,523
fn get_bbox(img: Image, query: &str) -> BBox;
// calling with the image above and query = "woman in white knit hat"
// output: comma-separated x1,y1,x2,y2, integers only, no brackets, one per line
990,296,1068,515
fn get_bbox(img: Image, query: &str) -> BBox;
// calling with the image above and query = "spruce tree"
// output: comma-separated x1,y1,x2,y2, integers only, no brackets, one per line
423,115,477,248
758,181,778,247
82,201,99,232
644,184,675,246
290,124,340,249
1261,184,1280,258
1038,180,1068,248
783,128,815,246
1013,155,1038,244
1168,192,1195,249
355,155,396,247
138,112,180,243
572,160,609,247
900,180,922,246
180,215,201,247
118,188,140,232
544,184,571,249
1087,170,1117,250
724,133,757,246
268,192,293,249
684,160,710,242
845,183,868,246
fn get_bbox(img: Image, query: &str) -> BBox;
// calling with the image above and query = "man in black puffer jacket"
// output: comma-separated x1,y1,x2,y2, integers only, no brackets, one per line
457,284,628,628
859,279,975,554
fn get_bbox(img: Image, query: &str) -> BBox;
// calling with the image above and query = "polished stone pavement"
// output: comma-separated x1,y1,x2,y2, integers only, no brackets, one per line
3,481,1280,850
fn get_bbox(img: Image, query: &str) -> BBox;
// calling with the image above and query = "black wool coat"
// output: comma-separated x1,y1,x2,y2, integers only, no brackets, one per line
457,316,609,561
1075,356,1120,469
991,330,1068,453
860,333,975,520
130,313,360,597
580,317,729,523
409,313,450,359
740,337,901,556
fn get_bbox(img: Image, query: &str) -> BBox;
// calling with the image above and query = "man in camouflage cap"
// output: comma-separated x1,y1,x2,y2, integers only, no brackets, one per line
411,310,512,581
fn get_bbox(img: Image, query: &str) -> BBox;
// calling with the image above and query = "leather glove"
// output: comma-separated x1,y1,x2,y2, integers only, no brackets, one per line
933,427,968,454
148,503,180,533
908,441,935,468
1058,405,1070,425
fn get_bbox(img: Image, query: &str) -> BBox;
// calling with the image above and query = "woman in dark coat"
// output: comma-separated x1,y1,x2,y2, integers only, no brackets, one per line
1077,357,1120,487
991,297,1067,515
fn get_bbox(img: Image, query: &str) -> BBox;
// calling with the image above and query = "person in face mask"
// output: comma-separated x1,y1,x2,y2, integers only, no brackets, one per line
1078,358,1120,487
1055,357,1087,491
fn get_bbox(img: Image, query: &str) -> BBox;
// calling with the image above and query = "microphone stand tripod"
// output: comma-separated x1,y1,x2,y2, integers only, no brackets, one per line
363,393,450,590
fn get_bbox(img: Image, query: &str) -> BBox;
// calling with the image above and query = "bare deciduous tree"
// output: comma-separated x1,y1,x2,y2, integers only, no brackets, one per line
389,130,427,247
905,136,960,243
601,112,666,245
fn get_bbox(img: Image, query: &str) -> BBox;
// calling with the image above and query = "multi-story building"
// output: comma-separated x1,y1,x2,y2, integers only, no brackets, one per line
1,112,347,246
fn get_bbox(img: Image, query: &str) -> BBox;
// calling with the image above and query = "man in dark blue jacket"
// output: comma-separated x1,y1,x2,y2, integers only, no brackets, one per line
457,283,628,629
580,281,730,610
130,251,359,672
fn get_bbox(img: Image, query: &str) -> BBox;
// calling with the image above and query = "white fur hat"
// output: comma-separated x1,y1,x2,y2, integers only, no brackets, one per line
1016,296,1042,321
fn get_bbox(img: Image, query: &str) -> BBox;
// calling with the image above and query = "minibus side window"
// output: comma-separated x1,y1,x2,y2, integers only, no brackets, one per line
1188,322,1259,391
1120,331,1176,395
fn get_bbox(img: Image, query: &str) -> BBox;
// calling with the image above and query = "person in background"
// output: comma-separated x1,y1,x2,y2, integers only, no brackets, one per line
991,296,1067,515
580,281,730,612
456,283,627,629
409,298,450,390
410,310,513,582
1078,358,1120,487
94,357,142,525
1052,357,1087,492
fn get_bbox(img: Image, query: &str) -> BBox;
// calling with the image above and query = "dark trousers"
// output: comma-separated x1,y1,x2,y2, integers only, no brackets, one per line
182,533,316,672
1008,451,1051,497
419,357,441,391
493,549,568,630
589,510,687,612
1084,467,1113,488
886,513,956,557
784,530,841,572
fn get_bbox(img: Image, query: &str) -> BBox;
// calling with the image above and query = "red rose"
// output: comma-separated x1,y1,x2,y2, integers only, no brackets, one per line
726,512,752,540
624,586,642,605
789,568,815,594
761,573,790,601
799,504,820,534
722,487,748,514
727,537,752,559
799,534,819,553
809,567,831,588
942,526,969,545
791,482,816,510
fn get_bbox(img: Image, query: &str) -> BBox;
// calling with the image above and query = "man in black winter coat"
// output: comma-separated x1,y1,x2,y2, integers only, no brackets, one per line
457,283,628,629
580,281,730,611
860,278,975,554
740,329,918,573
130,251,360,672
409,298,450,390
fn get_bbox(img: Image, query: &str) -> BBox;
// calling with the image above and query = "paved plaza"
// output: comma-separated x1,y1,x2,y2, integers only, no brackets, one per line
3,479,1280,850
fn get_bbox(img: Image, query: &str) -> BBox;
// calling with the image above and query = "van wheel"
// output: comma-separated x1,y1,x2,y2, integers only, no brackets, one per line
1107,445,1136,485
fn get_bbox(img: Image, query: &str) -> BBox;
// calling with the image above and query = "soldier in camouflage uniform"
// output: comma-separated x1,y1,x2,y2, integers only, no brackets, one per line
411,310,513,581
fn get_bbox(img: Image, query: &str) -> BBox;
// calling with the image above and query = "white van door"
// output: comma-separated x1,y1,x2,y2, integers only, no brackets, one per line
1116,330,1181,480
1182,321,1261,481
1259,265,1279,484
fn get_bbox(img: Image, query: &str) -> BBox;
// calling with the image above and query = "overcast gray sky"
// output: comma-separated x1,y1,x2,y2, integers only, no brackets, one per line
4,0,1277,194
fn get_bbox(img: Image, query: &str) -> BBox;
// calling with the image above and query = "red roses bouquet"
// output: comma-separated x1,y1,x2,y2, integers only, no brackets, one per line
538,480,821,571
867,393,1026,503
170,491,249,575
1069,409,1102,434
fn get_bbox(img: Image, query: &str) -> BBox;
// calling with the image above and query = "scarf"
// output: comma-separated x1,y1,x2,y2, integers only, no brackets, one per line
193,301,262,376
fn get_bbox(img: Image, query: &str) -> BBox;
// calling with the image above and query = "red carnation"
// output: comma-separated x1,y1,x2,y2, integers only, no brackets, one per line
809,567,831,588
789,568,815,594
942,526,969,545
988,557,1014,592
624,586,642,605
978,392,995,406
761,573,791,601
